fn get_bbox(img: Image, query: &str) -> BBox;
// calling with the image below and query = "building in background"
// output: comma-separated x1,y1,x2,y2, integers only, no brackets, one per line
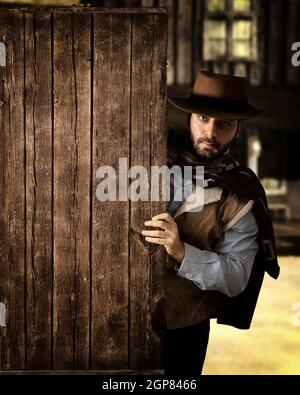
159,0,300,225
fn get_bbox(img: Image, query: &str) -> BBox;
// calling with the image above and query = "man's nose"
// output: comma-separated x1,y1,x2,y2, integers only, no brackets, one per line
205,120,218,139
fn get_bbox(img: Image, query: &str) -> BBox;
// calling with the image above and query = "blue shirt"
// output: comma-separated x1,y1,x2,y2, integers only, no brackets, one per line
173,209,259,297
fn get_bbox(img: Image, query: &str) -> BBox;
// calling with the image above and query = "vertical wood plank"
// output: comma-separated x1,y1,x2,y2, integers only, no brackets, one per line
130,13,153,369
53,13,91,369
177,0,193,84
92,13,130,369
130,12,167,369
149,12,167,368
24,12,52,370
0,13,25,370
268,0,286,85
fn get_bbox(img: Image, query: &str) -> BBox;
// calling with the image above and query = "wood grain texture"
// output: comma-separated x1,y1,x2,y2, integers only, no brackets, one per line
0,7,167,15
130,13,154,369
2,369,164,375
53,13,91,369
148,13,168,369
92,13,131,369
24,12,52,370
130,13,167,369
0,13,25,370
0,8,167,371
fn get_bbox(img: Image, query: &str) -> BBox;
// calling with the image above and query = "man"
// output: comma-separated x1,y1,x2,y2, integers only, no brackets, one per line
142,71,280,375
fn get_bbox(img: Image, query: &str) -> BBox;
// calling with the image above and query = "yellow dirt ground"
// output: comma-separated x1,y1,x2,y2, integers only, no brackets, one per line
203,256,300,375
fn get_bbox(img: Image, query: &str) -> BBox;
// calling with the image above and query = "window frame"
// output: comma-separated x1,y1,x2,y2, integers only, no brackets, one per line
204,0,256,62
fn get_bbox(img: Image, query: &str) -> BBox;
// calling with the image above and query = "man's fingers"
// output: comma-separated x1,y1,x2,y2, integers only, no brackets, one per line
151,212,174,224
145,237,166,245
142,230,167,238
144,220,168,230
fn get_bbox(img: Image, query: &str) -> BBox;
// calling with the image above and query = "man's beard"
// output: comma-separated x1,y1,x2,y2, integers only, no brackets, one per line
190,133,236,160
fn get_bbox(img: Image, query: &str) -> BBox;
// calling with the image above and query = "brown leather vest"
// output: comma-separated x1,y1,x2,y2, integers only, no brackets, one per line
165,188,251,329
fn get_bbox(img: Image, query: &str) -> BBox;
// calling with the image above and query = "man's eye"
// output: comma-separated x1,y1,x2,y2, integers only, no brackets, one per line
197,115,208,121
219,120,233,128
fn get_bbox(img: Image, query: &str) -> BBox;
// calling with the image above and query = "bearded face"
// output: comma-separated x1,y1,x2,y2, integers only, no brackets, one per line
189,113,240,160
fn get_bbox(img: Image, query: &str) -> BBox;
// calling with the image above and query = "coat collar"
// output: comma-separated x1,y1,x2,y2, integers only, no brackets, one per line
167,176,223,218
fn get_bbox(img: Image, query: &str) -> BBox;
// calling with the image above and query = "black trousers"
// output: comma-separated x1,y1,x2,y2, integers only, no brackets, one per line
163,319,210,376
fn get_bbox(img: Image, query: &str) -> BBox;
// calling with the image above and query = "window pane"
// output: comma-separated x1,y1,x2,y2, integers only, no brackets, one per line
210,40,227,57
233,40,250,57
233,0,251,11
233,20,251,39
206,20,227,39
204,20,227,59
207,0,226,12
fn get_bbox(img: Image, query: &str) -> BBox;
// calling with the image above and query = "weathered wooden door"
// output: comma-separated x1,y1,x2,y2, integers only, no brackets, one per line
0,6,167,372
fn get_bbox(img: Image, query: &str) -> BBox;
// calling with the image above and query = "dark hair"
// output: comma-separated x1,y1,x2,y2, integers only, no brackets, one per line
186,112,192,130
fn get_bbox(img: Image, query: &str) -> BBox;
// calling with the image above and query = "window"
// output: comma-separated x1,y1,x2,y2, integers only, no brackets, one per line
233,0,251,11
233,20,251,57
204,0,255,61
207,0,226,11
204,20,227,59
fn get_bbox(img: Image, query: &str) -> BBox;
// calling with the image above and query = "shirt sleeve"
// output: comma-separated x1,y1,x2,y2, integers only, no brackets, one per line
174,208,259,297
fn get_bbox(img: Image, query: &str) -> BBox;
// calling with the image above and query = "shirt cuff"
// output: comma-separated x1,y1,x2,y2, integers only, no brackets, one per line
175,242,220,285
176,242,204,278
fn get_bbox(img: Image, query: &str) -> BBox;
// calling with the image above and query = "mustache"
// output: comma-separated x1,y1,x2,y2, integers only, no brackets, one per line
196,137,221,148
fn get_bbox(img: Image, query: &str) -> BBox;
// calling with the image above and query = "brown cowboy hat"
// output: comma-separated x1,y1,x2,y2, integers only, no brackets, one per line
168,70,262,120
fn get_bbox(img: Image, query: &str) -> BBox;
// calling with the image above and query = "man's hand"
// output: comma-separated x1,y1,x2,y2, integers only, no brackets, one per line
142,212,185,263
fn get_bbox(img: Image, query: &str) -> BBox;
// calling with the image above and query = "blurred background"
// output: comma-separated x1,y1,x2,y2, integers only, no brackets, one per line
1,0,300,375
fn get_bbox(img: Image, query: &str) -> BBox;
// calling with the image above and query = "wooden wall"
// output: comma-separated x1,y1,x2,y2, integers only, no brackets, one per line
0,6,167,371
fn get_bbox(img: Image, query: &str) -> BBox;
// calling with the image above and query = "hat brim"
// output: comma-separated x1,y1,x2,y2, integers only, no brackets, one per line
168,97,262,120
